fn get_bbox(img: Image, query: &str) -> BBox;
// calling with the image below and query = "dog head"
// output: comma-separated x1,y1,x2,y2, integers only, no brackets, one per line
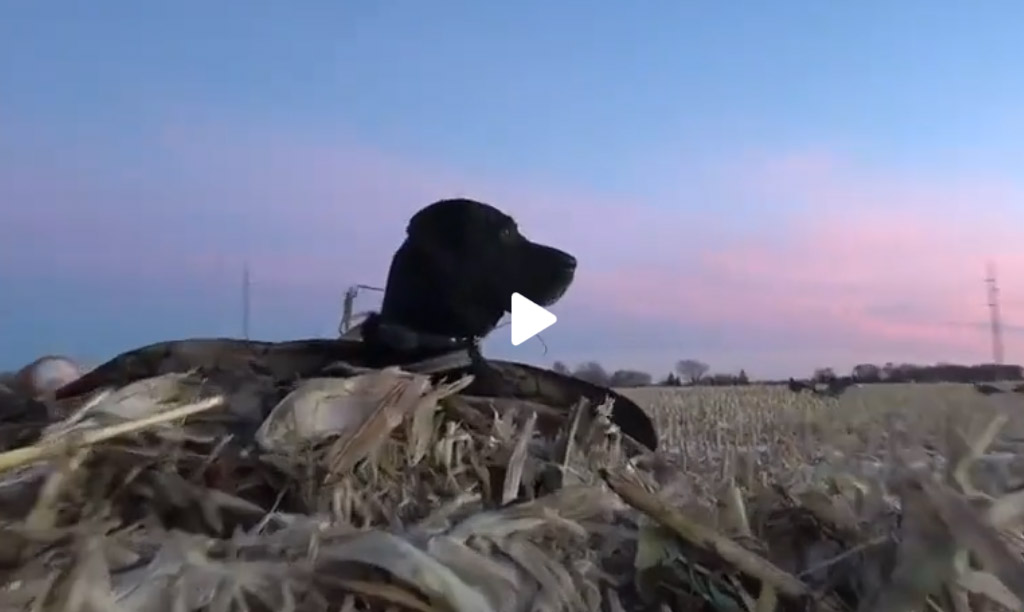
379,198,577,340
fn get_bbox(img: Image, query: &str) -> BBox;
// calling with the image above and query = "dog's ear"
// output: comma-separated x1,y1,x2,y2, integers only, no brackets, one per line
406,206,439,239
406,199,473,251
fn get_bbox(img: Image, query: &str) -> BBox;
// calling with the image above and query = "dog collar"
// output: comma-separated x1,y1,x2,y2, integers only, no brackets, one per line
362,316,473,353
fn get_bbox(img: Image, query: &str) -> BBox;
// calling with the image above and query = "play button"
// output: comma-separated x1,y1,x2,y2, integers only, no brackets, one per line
510,292,558,346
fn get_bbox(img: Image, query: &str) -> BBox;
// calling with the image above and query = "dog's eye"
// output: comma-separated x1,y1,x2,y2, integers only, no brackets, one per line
499,227,515,242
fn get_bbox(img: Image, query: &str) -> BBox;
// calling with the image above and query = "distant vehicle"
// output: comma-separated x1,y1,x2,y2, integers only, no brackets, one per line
787,377,813,393
973,382,1005,396
786,376,858,398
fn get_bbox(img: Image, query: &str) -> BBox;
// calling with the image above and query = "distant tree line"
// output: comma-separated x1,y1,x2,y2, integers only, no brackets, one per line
814,362,1024,384
552,358,748,388
551,358,1024,388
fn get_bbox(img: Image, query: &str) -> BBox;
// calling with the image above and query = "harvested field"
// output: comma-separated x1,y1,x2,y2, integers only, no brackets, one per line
2,372,1024,612
620,383,1024,494
613,383,1024,611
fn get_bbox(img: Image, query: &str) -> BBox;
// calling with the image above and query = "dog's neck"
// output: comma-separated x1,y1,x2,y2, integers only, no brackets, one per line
360,313,478,359
358,313,504,391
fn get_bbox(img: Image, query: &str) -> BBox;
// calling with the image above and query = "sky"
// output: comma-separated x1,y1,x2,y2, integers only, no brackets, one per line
3,2,1024,380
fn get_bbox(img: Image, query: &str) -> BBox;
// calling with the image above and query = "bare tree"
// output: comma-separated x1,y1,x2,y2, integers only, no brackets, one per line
552,361,571,375
851,363,880,382
658,373,682,386
812,367,836,382
573,361,610,386
675,359,709,384
608,369,652,387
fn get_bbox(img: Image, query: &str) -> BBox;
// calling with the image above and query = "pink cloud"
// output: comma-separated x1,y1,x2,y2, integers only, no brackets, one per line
579,154,1024,365
2,118,727,287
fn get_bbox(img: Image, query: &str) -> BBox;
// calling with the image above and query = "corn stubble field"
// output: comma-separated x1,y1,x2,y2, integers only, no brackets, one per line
10,366,1024,611
620,383,1024,494
609,382,1024,610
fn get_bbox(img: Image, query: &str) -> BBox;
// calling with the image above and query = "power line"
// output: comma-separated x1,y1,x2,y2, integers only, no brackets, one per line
242,262,251,340
986,261,1004,364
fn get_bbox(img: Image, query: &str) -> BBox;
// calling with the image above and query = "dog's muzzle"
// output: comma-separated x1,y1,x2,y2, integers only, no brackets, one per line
520,242,577,307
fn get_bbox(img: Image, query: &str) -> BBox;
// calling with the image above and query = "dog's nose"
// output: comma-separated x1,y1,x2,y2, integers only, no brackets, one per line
560,252,577,270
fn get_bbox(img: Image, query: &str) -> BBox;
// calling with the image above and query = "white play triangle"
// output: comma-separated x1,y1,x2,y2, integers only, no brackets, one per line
510,292,558,346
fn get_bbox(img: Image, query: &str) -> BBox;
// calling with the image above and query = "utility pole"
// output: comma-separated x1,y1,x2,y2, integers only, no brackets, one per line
986,261,1004,365
242,262,251,340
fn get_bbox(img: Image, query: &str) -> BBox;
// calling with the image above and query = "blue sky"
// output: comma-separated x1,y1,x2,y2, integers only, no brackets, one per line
3,2,1024,378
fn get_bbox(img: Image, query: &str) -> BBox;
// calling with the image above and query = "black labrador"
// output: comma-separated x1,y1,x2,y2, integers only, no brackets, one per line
362,198,656,451
361,198,576,356
389,198,576,335
53,198,659,452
